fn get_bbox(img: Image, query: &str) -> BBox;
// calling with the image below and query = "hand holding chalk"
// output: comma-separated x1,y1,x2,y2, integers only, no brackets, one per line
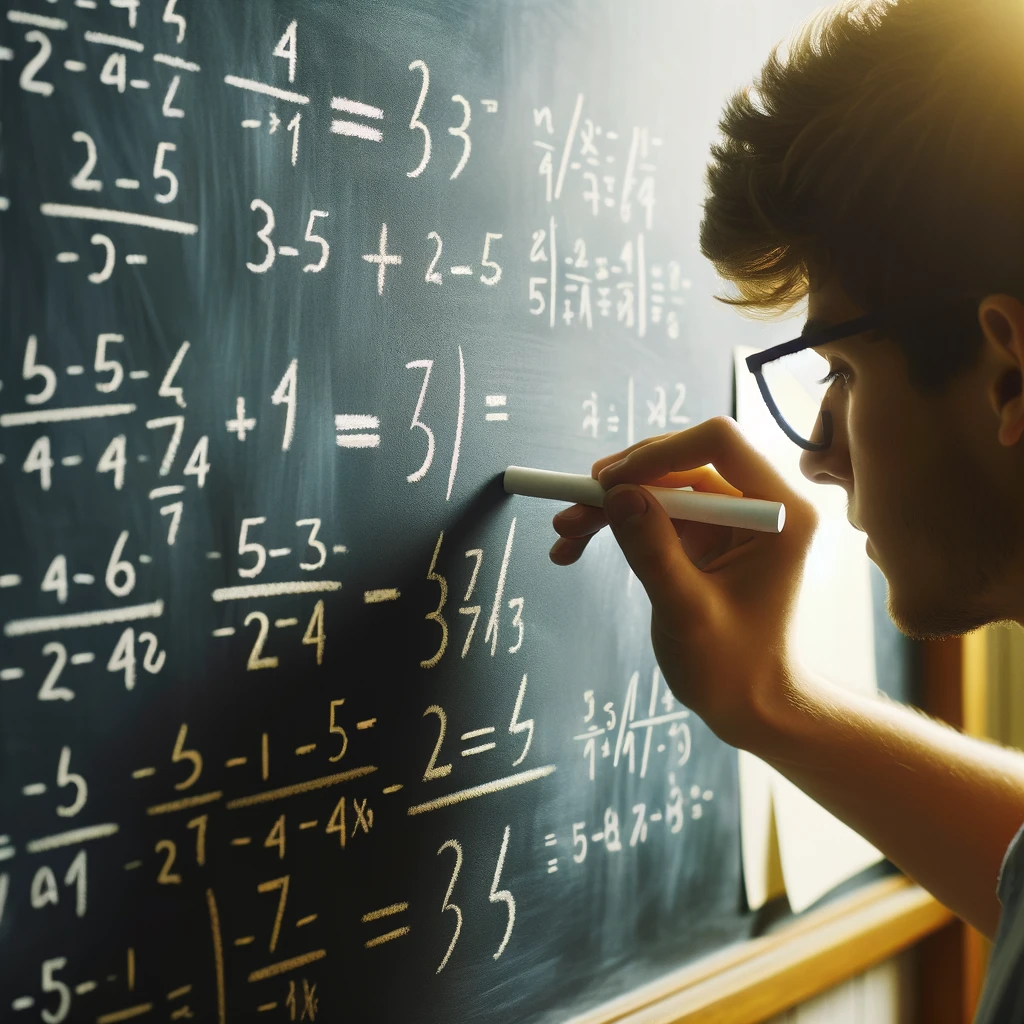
503,465,785,533
533,420,822,754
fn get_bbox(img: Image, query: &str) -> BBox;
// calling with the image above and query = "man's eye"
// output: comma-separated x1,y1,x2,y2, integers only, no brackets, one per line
817,368,850,387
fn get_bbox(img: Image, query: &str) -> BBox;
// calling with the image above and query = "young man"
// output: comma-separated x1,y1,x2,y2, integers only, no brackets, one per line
549,0,1024,1017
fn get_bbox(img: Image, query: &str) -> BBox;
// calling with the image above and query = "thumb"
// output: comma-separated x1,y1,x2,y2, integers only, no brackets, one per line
603,485,700,613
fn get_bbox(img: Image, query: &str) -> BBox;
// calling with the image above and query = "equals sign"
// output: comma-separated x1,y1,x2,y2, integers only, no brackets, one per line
361,901,410,948
336,414,380,448
331,97,383,142
544,833,557,847
460,727,495,757
485,395,508,422
547,858,558,874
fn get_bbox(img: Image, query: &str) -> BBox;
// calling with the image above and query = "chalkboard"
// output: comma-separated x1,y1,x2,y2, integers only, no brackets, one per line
0,2,917,1022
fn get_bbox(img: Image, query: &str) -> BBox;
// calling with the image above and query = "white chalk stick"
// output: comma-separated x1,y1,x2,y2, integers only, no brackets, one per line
503,465,785,534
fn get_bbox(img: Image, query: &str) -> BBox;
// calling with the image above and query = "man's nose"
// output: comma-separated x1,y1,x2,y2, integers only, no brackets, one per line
799,444,830,484
799,405,845,485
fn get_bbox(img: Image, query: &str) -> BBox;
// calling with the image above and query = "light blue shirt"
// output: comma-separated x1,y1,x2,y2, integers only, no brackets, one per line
973,820,1024,1022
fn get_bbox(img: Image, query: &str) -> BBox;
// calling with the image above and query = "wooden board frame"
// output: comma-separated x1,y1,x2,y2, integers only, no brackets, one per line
571,634,984,1024
571,875,951,1024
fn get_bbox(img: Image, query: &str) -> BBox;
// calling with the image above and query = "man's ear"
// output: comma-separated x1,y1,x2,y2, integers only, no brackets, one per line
978,294,1024,447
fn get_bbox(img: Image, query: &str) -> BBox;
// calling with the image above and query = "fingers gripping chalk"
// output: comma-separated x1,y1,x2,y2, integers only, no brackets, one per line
503,465,785,533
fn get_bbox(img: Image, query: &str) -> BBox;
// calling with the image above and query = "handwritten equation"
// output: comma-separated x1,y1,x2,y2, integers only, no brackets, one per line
0,2,728,1021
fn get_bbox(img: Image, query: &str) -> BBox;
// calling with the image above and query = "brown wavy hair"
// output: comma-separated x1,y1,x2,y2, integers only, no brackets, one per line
699,0,1024,392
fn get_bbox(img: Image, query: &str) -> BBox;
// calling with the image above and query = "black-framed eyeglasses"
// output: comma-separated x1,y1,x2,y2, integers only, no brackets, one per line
745,297,981,451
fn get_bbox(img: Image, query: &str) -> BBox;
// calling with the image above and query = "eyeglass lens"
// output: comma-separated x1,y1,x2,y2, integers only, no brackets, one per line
760,348,834,446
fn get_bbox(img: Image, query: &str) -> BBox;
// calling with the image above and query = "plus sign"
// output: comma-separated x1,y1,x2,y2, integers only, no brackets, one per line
226,396,256,441
361,222,402,295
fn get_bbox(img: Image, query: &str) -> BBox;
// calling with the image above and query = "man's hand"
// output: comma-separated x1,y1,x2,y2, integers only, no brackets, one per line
553,416,1024,939
550,416,820,747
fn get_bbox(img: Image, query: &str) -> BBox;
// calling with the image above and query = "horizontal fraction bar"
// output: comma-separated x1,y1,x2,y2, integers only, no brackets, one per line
40,203,198,235
212,581,341,602
5,601,164,636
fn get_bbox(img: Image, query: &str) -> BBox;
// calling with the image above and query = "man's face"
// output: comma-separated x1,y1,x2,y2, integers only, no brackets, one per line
798,278,1024,639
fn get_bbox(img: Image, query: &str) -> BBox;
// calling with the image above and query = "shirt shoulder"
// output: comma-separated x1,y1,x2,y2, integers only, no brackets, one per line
973,819,1024,1023
997,818,1024,914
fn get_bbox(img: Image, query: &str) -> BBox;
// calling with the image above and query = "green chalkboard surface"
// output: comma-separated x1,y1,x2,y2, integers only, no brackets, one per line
0,2,915,1021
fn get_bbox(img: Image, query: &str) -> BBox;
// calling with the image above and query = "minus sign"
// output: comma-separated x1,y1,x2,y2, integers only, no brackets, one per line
242,119,262,128
212,627,235,637
449,266,473,275
278,246,299,256
591,832,604,842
